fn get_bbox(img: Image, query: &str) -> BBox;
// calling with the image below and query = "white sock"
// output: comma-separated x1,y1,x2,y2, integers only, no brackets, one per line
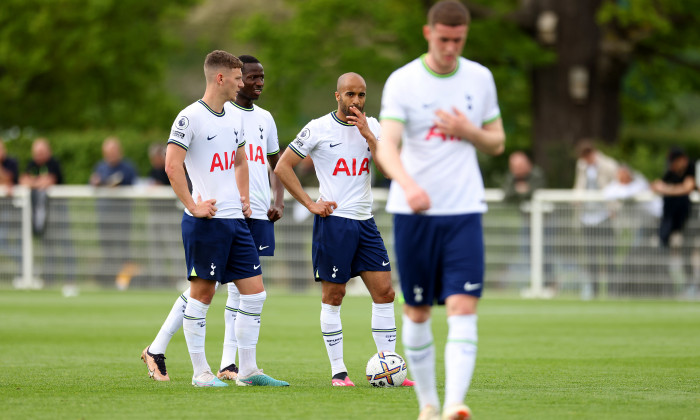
183,297,210,377
402,314,439,410
236,291,266,377
320,303,347,376
149,288,189,354
371,302,397,352
444,314,478,409
220,283,241,370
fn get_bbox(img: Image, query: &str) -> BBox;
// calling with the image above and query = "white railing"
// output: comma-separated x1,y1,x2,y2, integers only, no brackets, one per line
1,185,697,299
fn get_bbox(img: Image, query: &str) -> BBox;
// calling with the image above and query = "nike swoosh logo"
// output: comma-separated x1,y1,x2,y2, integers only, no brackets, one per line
207,135,217,141
464,282,481,291
254,264,261,270
259,245,269,250
330,143,342,148
382,261,390,266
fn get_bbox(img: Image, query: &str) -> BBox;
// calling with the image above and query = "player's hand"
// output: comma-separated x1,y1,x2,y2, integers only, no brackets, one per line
241,196,252,218
405,183,431,213
267,203,284,222
434,107,477,140
347,107,371,137
307,200,338,217
192,194,217,218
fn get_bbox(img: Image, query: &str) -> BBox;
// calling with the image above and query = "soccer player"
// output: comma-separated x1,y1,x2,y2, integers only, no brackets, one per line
274,72,412,387
375,1,505,419
142,55,285,384
149,50,287,387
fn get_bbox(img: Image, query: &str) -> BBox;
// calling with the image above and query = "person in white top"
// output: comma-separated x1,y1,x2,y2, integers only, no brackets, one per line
142,50,288,388
375,2,505,419
275,72,413,388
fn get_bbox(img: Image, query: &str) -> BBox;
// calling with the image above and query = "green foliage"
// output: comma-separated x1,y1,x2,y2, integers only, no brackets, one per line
0,0,197,130
5,128,168,184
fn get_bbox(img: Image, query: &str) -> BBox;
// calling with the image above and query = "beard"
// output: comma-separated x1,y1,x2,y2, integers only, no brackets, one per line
340,103,363,117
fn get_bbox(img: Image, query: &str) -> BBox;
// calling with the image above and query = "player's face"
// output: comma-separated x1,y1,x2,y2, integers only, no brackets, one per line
223,68,244,101
239,63,264,101
424,23,468,72
336,81,367,117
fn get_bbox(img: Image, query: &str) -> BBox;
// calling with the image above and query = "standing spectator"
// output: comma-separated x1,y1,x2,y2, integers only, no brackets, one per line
501,151,548,287
651,147,696,296
20,138,77,293
90,136,139,287
573,140,619,298
147,143,170,186
0,140,19,194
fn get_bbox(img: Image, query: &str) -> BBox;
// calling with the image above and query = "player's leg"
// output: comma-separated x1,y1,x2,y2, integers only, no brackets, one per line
441,214,484,420
312,215,356,386
394,214,442,414
141,289,189,381
218,282,240,380
185,277,226,386
226,219,287,386
361,271,397,351
320,280,353,386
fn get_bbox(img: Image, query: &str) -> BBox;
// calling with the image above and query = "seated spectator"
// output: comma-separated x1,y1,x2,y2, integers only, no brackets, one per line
147,143,170,186
0,140,19,195
502,151,546,205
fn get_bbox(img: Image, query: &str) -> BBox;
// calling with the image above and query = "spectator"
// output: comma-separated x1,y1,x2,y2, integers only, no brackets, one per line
651,147,696,297
573,140,619,298
0,140,19,195
90,137,139,288
147,143,170,186
503,151,546,204
20,138,77,293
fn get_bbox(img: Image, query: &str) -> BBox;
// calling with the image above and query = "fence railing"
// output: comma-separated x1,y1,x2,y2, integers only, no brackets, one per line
1,185,698,299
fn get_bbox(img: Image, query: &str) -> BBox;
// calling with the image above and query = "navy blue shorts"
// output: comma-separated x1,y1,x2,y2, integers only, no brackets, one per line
246,218,275,256
181,214,262,284
312,215,390,284
393,213,484,305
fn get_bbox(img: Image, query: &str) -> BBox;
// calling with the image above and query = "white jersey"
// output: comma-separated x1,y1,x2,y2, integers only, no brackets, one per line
168,99,246,219
229,101,280,220
289,111,379,220
380,55,501,215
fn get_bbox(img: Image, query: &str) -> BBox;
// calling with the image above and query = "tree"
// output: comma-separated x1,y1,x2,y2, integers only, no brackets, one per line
0,0,197,131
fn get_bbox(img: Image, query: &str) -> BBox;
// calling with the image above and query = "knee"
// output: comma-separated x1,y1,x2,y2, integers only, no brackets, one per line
374,285,395,304
322,289,345,306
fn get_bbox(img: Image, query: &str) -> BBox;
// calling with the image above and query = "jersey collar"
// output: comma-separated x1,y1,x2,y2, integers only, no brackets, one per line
331,111,354,126
198,100,225,117
231,101,254,112
420,54,459,78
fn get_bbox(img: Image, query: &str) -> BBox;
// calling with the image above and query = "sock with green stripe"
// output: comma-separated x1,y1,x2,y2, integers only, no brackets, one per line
444,314,477,408
220,283,240,370
321,303,347,377
183,297,211,377
371,302,397,352
236,291,266,378
149,288,189,355
402,314,439,410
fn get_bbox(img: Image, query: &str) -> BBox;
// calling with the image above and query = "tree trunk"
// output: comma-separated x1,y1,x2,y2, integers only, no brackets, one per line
530,0,628,187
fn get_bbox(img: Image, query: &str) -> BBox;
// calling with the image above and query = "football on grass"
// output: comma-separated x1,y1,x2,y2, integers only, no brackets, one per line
365,351,407,387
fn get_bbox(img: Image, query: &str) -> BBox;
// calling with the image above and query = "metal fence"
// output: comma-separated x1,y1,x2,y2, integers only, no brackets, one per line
1,185,698,299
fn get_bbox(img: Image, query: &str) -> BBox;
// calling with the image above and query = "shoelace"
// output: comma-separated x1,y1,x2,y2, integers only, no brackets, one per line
152,354,167,375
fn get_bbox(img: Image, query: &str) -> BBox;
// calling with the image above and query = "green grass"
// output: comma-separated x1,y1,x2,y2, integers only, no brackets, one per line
1,290,698,419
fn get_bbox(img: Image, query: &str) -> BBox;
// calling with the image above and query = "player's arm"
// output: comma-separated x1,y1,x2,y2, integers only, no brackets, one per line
267,152,285,222
273,148,337,217
165,143,217,218
347,108,386,177
434,108,505,156
376,119,431,213
234,142,251,217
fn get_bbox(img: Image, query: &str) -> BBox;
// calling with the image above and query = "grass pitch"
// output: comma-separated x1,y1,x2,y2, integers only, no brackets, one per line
1,289,698,419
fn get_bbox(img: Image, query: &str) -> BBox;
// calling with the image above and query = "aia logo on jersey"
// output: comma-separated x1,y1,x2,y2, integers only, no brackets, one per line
247,144,266,165
425,125,458,142
210,150,237,172
333,158,370,176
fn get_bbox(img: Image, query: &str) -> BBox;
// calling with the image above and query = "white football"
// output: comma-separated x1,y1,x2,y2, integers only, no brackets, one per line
365,351,407,387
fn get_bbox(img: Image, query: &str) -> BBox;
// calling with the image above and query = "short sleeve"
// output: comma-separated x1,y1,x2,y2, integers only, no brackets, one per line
482,70,501,125
168,113,194,151
288,122,315,159
379,72,407,123
266,114,280,156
